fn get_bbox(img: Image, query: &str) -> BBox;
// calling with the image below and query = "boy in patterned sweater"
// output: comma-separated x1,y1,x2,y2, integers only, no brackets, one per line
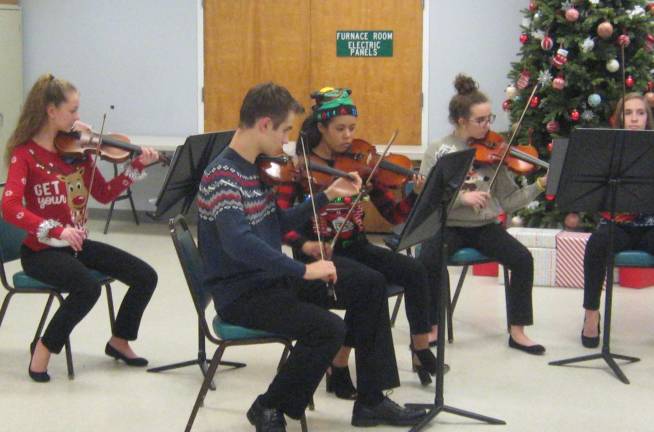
197,83,426,431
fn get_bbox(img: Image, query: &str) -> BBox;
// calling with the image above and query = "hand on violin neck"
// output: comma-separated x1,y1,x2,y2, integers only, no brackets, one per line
303,260,337,283
324,172,362,201
460,191,490,211
412,174,426,194
136,147,160,166
301,241,333,260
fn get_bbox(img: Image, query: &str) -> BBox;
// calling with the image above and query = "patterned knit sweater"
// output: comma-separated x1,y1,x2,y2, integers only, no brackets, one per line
2,140,146,251
197,147,328,312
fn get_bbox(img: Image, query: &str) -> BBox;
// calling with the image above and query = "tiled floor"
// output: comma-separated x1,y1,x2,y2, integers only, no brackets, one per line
1,218,653,432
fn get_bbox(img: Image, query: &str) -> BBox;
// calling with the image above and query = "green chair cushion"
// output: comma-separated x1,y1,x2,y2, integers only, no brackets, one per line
13,270,113,291
212,316,279,340
448,248,492,266
615,250,654,268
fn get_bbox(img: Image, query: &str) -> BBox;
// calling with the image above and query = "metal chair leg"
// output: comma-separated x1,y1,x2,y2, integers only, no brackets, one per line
503,266,511,333
448,265,469,343
0,291,15,328
185,345,226,432
64,338,75,379
105,284,116,332
390,293,404,327
33,294,55,345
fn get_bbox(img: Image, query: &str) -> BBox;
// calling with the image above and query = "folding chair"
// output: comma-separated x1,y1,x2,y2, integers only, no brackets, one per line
168,215,308,432
0,216,116,379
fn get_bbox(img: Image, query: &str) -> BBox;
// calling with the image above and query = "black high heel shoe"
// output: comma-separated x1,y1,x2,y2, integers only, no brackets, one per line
105,343,149,367
581,313,601,348
410,345,449,386
28,339,50,383
325,365,357,400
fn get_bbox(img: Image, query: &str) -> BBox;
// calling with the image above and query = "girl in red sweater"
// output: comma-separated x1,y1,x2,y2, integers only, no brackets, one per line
2,74,159,382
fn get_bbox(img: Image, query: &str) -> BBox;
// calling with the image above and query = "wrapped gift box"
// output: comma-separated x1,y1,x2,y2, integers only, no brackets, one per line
506,227,560,248
555,231,590,288
499,247,557,287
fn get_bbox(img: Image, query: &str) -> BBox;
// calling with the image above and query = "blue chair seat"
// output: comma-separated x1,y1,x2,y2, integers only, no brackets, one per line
13,270,112,291
212,316,279,340
615,250,654,267
448,248,492,266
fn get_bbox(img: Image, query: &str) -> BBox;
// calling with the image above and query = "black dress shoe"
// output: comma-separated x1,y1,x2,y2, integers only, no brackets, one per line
581,314,600,348
105,343,148,367
326,365,358,400
351,397,427,427
247,398,287,432
508,336,546,355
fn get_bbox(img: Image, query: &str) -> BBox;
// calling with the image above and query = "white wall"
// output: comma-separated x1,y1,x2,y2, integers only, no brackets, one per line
19,0,525,211
21,0,199,136
426,0,525,143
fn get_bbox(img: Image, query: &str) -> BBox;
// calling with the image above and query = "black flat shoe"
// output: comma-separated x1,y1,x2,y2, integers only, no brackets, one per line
410,344,449,386
325,365,357,400
508,336,546,355
351,396,427,427
581,314,600,348
247,397,287,432
105,343,148,367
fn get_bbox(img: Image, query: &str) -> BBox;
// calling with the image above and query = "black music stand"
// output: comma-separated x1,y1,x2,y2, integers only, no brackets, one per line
396,148,505,430
150,131,235,219
548,128,654,384
147,131,244,385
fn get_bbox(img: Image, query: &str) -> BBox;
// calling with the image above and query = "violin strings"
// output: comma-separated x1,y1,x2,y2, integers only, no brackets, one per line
81,113,107,236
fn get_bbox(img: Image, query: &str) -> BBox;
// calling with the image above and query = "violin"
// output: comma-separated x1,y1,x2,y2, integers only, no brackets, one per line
334,138,415,188
257,154,355,189
54,131,170,165
469,131,549,175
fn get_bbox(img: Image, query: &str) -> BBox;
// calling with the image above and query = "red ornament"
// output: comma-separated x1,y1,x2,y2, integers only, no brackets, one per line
648,3,654,15
343,196,352,205
547,141,554,153
617,34,631,47
502,99,513,111
552,75,565,90
545,194,555,201
529,95,540,108
520,33,529,44
551,48,569,69
541,35,554,51
626,75,635,88
565,8,580,22
528,1,538,12
648,81,654,91
546,120,560,133
570,109,580,122
517,70,531,90
647,34,654,43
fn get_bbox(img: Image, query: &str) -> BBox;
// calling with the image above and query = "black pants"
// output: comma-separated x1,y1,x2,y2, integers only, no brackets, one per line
21,240,157,354
219,273,400,419
418,223,534,326
584,223,654,310
336,239,432,334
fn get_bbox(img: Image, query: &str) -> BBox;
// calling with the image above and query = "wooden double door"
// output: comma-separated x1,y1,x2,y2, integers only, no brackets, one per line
204,0,423,146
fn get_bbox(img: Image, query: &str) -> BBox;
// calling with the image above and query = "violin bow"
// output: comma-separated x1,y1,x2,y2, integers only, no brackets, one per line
488,82,540,190
80,113,107,235
328,129,399,250
299,133,337,301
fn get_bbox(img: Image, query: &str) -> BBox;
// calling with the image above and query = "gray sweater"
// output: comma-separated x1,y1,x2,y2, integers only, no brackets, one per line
419,133,542,227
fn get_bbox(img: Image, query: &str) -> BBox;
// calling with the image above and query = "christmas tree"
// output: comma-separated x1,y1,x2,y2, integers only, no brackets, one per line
505,0,654,229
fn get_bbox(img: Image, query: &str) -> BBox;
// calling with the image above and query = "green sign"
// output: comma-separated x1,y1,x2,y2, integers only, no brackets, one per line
336,30,393,57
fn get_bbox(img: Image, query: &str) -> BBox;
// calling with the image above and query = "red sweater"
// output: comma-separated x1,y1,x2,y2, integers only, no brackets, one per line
2,140,146,251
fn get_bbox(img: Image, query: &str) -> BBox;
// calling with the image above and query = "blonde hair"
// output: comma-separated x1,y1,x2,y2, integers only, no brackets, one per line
612,92,654,130
5,74,77,165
